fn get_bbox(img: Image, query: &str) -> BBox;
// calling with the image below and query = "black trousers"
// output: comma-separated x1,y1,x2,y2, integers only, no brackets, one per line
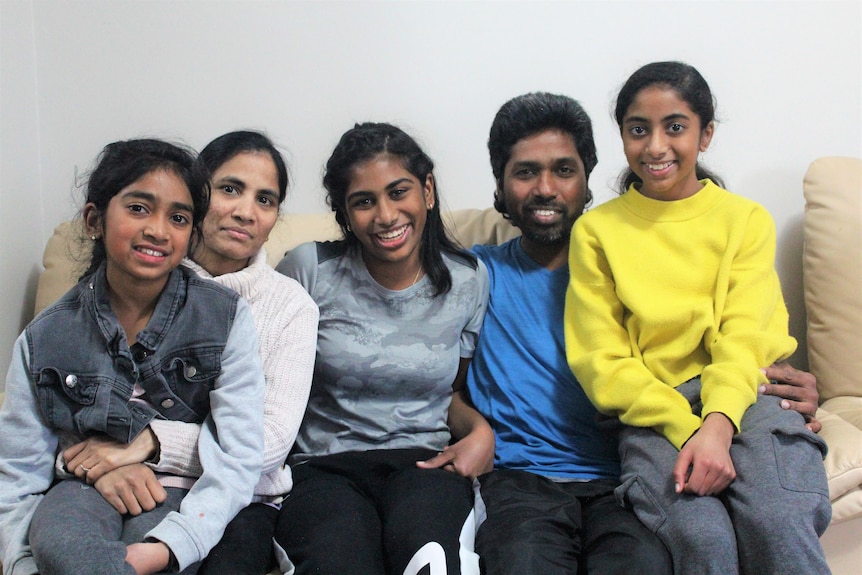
274,448,477,575
476,469,672,575
198,502,278,575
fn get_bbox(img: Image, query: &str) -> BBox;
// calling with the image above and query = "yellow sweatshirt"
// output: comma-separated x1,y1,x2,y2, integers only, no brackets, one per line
564,180,796,449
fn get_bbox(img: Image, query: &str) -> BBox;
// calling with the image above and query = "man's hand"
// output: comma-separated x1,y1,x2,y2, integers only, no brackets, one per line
64,427,159,483
760,362,821,432
417,424,494,480
673,413,736,496
94,463,167,515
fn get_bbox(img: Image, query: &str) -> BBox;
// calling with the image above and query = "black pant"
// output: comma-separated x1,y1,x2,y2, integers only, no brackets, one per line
198,502,278,575
476,469,672,575
274,449,477,575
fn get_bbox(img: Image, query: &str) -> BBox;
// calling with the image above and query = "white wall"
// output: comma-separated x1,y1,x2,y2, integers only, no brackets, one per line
1,0,860,384
1,0,43,384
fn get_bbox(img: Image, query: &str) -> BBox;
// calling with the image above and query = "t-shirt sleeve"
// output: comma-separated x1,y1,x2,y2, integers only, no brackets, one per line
275,242,319,293
460,258,490,359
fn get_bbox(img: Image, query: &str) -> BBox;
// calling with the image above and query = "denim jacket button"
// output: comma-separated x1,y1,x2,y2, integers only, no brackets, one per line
161,398,175,409
64,374,78,388
184,365,197,378
134,350,149,362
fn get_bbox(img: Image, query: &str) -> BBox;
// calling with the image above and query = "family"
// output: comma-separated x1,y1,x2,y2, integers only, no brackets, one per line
0,61,832,575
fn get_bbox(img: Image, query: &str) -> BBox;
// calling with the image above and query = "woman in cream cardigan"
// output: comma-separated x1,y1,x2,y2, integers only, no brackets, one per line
59,130,319,575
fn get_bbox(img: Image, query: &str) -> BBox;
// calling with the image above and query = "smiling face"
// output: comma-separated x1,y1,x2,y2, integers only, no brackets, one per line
194,151,281,276
621,85,714,201
344,153,433,282
86,168,194,292
499,129,588,252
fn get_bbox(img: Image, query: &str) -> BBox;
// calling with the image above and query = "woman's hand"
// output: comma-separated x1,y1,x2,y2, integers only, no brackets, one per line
673,412,736,496
760,362,821,432
64,427,158,484
93,463,167,515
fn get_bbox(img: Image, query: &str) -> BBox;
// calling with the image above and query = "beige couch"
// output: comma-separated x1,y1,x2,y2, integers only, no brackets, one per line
4,158,860,573
802,157,862,574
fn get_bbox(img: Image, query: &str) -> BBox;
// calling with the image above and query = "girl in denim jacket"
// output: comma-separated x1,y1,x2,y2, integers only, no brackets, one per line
0,139,265,575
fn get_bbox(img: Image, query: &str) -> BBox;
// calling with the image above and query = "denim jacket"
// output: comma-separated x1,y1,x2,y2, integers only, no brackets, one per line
0,264,265,574
28,263,237,442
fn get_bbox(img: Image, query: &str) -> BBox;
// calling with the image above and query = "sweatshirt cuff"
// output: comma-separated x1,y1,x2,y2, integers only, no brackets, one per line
147,420,201,475
663,413,703,450
145,512,205,571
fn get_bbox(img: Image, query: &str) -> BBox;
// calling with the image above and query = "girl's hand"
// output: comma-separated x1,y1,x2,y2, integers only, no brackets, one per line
125,541,171,575
93,463,167,515
673,413,736,496
417,424,494,480
64,427,158,484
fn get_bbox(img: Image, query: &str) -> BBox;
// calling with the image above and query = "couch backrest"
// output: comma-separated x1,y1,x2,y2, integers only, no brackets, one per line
34,207,521,317
803,157,862,401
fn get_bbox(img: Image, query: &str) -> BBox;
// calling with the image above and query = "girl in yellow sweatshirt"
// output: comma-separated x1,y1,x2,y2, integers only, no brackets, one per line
564,61,830,575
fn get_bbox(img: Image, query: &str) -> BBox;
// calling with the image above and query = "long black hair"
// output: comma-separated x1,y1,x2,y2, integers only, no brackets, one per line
323,122,476,296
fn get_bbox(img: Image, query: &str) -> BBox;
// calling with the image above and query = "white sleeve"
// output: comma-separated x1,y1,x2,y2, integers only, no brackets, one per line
0,334,58,575
145,299,265,570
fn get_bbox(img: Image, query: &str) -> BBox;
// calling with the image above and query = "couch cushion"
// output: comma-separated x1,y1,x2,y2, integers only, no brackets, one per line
34,221,90,317
817,406,862,523
803,157,862,401
261,208,521,268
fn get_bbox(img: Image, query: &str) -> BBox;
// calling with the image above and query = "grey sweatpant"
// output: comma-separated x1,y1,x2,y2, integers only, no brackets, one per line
615,379,832,575
29,478,191,575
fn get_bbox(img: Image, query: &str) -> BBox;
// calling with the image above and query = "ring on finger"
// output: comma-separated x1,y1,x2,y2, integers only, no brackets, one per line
79,464,91,474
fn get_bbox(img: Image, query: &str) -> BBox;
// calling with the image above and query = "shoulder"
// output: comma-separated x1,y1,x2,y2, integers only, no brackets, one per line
470,239,520,277
258,266,318,314
444,252,489,306
470,238,516,263
445,249,487,278
588,194,628,217
276,240,347,275
182,266,240,302
174,268,245,333
710,183,775,225
276,240,351,295
30,279,88,325
578,195,629,229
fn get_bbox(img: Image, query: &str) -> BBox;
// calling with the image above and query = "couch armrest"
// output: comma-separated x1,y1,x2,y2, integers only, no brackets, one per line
817,406,862,522
803,157,862,401
35,222,89,317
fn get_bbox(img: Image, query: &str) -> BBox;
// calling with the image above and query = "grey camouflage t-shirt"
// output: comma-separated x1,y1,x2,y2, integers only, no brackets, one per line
277,241,489,461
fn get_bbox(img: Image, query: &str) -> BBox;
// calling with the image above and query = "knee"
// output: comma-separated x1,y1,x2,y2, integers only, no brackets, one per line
476,519,559,573
477,538,550,575
625,537,673,575
656,500,735,553
733,490,832,539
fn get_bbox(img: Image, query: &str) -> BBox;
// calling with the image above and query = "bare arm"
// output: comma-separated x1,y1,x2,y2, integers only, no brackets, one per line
63,427,158,484
93,464,167,516
673,412,737,496
417,358,495,480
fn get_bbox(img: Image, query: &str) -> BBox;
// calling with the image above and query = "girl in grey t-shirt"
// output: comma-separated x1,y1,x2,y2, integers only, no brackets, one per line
275,122,491,575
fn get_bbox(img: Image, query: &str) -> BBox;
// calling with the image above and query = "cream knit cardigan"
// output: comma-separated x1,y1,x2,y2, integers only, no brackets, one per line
148,248,318,499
